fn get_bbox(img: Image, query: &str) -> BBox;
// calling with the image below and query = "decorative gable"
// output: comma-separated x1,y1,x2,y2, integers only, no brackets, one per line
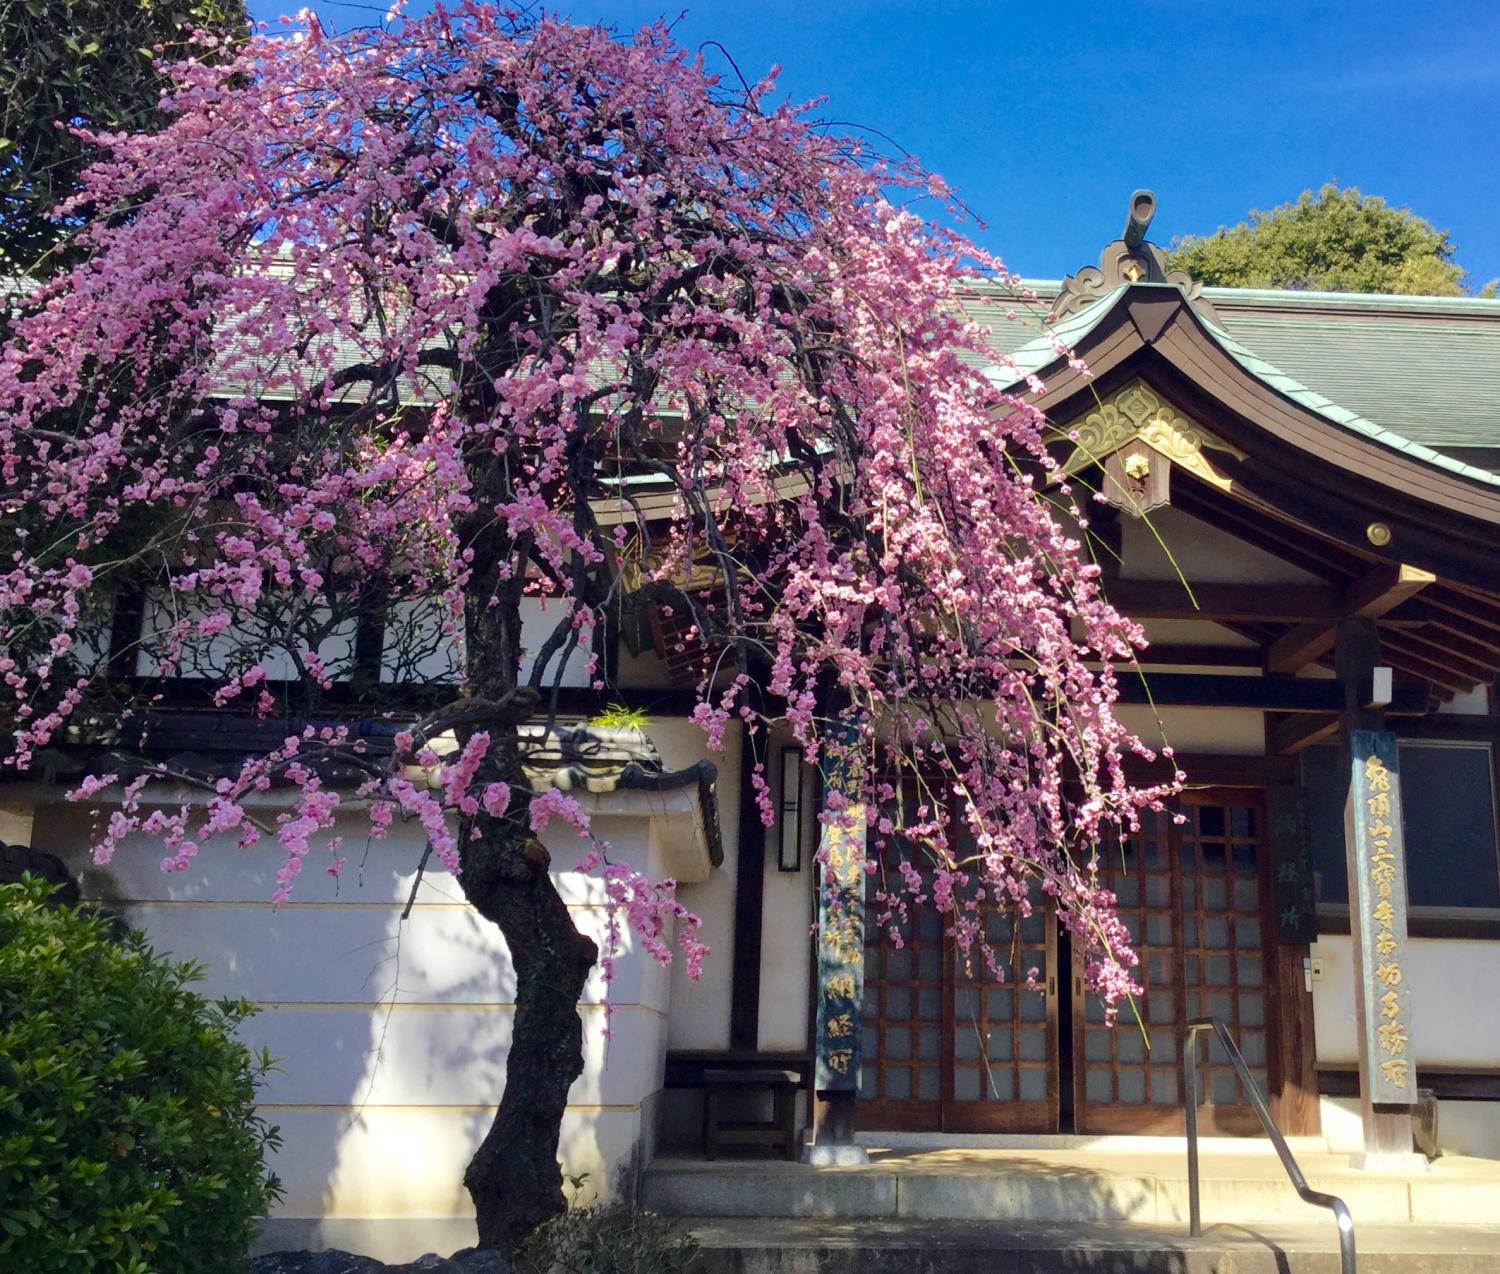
1050,379,1246,517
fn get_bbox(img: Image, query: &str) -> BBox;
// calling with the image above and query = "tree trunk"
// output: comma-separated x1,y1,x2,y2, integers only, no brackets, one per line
453,492,607,1251
460,824,598,1254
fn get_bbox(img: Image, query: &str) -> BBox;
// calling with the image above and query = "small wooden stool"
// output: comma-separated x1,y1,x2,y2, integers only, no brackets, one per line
700,1067,801,1160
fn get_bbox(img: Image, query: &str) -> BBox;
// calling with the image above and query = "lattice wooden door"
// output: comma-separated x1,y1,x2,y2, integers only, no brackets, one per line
858,812,1059,1133
1073,790,1273,1134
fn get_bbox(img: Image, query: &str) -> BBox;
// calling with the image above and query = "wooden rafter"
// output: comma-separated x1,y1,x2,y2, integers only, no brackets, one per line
1271,713,1340,756
1156,467,1499,694
1266,564,1436,674
1381,631,1496,686
1427,587,1500,638
1127,643,1262,668
1112,671,1427,713
1102,579,1344,624
1418,618,1500,661
1378,646,1474,696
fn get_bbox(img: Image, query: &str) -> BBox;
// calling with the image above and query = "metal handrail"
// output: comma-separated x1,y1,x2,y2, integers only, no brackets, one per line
1185,1016,1356,1274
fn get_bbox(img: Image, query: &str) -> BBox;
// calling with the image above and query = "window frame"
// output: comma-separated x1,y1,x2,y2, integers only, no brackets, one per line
1309,737,1500,939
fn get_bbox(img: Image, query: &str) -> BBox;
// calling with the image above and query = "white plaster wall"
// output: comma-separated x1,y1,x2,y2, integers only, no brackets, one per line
136,591,358,681
1114,703,1266,757
28,782,701,1263
379,596,595,686
1137,617,1259,650
140,592,601,688
657,715,815,1054
757,725,816,1052
1438,685,1490,715
1311,935,1500,1067
1321,1095,1500,1160
662,718,741,1052
1120,507,1323,585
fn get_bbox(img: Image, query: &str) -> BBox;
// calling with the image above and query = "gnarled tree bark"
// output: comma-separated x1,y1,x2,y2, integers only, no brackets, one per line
459,828,598,1254
452,525,606,1253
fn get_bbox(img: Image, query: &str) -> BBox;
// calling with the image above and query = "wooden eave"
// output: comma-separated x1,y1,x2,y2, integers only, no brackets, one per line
1022,288,1500,588
1014,284,1500,706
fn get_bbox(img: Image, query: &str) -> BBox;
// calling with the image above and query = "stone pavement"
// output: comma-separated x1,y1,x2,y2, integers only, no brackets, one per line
250,1250,507,1274
643,1141,1500,1227
682,1217,1500,1273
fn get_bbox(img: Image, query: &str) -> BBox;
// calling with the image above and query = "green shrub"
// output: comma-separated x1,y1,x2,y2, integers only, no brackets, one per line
0,876,282,1273
515,1202,698,1274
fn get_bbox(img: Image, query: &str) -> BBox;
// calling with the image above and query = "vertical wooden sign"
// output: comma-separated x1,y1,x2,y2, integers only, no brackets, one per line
813,739,866,1093
1346,729,1416,1106
1267,786,1317,945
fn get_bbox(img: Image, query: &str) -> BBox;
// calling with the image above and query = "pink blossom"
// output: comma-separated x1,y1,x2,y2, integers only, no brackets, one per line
0,5,1170,1017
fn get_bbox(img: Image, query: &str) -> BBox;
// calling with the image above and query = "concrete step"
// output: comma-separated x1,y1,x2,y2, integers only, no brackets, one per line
642,1148,1500,1227
682,1217,1500,1274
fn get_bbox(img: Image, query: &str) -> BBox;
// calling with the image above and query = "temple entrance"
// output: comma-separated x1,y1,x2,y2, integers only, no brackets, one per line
857,790,1274,1135
858,877,1058,1132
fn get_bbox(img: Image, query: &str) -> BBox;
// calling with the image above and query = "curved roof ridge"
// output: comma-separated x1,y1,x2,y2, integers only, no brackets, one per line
977,285,1126,387
976,282,1500,491
1192,306,1500,489
1201,285,1500,313
967,275,1500,315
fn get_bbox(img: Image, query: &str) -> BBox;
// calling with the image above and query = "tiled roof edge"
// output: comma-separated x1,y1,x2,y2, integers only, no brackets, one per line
976,282,1500,489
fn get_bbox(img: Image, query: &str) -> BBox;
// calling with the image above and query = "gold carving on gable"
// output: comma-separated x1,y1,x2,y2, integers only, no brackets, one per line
1050,380,1245,511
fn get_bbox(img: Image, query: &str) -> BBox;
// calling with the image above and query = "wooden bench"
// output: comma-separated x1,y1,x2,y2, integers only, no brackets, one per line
664,1051,811,1161
700,1067,801,1160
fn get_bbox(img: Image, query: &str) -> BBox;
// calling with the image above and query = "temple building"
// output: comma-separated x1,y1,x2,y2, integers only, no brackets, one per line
4,193,1500,1258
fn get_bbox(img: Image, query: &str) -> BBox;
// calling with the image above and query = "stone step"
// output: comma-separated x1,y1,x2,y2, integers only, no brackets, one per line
681,1217,1500,1274
641,1150,1500,1227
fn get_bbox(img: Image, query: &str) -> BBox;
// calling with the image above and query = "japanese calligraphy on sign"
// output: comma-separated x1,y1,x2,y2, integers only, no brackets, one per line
1267,786,1317,944
1347,730,1416,1106
813,738,866,1093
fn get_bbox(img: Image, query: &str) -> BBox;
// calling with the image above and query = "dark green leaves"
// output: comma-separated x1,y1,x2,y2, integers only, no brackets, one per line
0,876,282,1274
1166,182,1494,297
0,0,247,270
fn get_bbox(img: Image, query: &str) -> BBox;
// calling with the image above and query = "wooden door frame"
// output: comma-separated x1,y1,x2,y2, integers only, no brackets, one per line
1264,843,1320,1138
1072,787,1285,1136
856,772,1319,1138
941,911,1060,1133
859,906,1063,1133
857,824,1063,1135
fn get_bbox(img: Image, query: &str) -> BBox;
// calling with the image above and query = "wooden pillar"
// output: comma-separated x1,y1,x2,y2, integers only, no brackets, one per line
1264,784,1319,1137
1336,619,1425,1171
729,721,766,1052
803,729,870,1166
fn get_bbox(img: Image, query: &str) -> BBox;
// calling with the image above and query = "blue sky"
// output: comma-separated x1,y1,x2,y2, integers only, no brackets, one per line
247,1,1500,290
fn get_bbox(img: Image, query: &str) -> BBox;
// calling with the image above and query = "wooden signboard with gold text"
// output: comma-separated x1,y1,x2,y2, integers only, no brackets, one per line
1346,730,1416,1105
813,742,866,1093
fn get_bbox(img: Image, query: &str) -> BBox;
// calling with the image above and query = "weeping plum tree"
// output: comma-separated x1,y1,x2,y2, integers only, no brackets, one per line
0,5,1175,1252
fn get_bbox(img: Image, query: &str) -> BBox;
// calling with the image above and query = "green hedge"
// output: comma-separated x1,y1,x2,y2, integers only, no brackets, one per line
0,876,282,1273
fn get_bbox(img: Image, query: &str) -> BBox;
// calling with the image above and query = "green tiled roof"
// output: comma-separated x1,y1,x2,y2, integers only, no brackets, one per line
971,287,1124,385
966,280,1500,483
1204,288,1500,453
1198,308,1500,488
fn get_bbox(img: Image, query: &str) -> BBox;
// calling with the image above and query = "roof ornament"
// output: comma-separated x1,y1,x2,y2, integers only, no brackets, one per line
1049,378,1246,517
1053,189,1221,325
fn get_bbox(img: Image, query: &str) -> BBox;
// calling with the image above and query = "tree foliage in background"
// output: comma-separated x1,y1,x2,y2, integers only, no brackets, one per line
0,877,282,1274
1167,182,1498,298
0,0,246,271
